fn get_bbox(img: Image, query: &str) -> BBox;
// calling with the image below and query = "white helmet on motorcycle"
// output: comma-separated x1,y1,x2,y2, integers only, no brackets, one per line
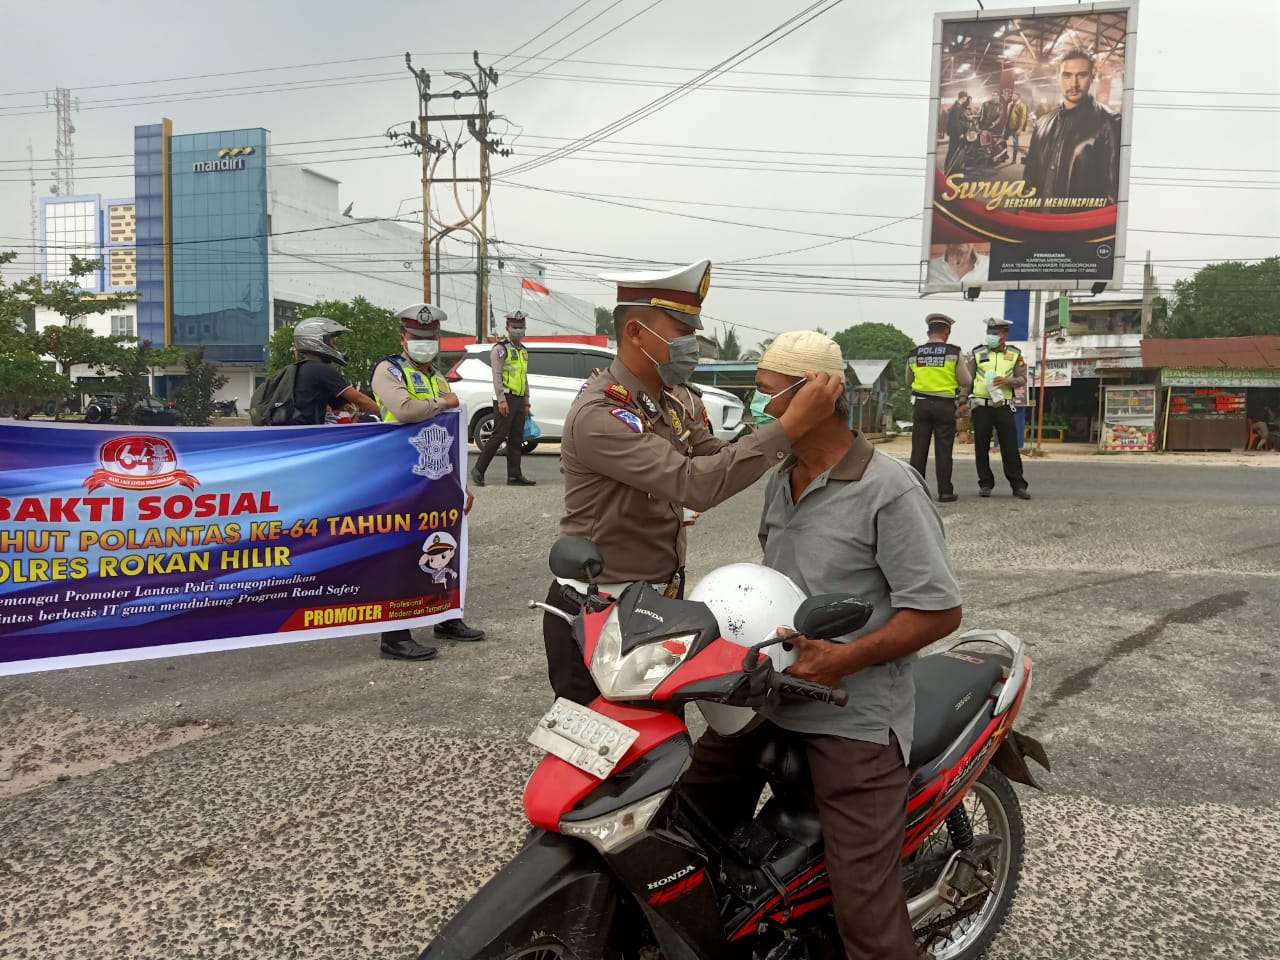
687,563,806,736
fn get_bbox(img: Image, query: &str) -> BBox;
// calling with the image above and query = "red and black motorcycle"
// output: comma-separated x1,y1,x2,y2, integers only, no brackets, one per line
420,538,1049,960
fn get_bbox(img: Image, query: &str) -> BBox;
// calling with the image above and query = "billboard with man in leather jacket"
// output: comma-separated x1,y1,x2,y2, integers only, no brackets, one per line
922,3,1137,294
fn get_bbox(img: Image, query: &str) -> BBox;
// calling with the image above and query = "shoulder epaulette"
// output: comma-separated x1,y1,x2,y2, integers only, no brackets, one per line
605,383,631,405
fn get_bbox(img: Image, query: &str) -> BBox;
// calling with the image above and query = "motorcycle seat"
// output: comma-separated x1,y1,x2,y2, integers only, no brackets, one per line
752,651,1008,785
910,651,1007,767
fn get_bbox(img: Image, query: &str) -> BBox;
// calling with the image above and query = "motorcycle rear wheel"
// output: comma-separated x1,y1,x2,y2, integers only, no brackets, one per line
912,767,1024,960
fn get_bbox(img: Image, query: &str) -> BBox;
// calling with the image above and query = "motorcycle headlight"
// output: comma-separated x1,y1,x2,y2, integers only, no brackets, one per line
560,790,671,854
589,607,696,700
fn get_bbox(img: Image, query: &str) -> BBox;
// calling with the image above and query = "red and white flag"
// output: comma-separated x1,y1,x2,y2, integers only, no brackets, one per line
521,277,550,296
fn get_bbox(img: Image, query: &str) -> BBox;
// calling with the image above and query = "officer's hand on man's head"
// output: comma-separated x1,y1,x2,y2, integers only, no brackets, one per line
777,371,844,439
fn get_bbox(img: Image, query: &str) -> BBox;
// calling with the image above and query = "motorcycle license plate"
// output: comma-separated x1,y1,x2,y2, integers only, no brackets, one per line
529,698,639,780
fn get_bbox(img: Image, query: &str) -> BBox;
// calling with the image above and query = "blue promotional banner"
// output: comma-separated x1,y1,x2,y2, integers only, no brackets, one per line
0,415,469,675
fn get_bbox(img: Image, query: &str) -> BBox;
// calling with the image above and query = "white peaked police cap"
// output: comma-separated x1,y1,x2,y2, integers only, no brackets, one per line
598,259,712,329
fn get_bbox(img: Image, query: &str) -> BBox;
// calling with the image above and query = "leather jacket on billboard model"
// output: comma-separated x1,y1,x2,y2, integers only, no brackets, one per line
1023,95,1122,204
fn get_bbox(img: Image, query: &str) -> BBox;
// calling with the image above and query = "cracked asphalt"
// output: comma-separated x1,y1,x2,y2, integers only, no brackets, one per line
2,449,1278,960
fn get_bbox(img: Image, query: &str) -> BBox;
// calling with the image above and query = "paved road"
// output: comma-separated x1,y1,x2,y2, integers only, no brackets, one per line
2,451,1278,959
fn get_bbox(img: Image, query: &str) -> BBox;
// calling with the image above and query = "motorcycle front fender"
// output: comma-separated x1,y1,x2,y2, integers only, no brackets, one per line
419,829,621,960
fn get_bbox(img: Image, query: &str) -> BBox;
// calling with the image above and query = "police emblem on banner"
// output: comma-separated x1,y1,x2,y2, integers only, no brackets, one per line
409,424,454,479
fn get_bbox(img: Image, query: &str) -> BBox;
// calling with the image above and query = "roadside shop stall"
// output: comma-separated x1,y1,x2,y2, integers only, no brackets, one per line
1141,337,1280,452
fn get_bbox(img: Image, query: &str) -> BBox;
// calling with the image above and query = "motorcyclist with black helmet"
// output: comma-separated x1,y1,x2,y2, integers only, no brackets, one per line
290,317,380,425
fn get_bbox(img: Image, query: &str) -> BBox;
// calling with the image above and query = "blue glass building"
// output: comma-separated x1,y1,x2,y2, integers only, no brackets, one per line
127,122,269,362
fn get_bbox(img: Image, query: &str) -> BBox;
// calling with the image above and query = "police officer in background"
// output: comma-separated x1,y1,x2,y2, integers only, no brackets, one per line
370,303,485,658
965,317,1030,500
906,312,971,502
544,259,844,704
471,310,534,487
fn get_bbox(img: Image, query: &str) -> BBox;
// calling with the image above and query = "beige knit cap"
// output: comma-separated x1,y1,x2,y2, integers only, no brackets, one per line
758,330,846,378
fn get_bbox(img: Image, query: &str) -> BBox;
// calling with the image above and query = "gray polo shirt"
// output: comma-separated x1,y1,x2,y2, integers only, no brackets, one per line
759,431,962,763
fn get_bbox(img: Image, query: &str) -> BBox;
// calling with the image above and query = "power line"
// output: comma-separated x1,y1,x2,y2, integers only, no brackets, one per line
0,53,472,100
501,0,668,92
499,0,849,179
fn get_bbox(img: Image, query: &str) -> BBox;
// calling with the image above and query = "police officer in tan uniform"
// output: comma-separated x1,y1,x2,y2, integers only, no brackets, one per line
543,259,844,703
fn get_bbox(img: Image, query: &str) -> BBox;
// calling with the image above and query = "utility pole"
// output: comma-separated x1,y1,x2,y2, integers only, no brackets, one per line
45,87,78,197
394,52,512,339
403,56,435,302
469,52,503,342
27,142,38,277
1140,250,1155,336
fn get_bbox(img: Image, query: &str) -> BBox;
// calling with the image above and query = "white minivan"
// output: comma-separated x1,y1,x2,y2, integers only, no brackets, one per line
446,342,744,451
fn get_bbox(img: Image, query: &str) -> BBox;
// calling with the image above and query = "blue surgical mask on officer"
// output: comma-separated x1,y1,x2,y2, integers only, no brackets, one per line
985,333,1003,349
749,377,805,425
637,321,700,386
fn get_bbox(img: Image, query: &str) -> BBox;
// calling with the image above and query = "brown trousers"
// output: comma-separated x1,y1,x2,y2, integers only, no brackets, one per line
680,724,916,960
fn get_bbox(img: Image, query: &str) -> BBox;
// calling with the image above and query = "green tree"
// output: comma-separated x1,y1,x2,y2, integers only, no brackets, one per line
714,325,743,361
832,322,914,420
172,348,229,426
0,252,72,417
594,305,615,339
109,339,186,422
1155,258,1280,338
267,298,400,393
14,255,138,417
0,353,70,419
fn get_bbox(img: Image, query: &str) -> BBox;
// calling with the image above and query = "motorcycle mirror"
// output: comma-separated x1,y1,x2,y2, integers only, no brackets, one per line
793,594,873,641
548,537,604,583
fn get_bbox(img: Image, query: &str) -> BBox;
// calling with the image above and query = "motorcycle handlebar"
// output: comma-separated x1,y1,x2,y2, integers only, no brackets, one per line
774,675,848,707
559,584,588,608
558,583,612,614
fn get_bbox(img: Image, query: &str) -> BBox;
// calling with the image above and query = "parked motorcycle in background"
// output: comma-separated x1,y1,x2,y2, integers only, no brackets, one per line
418,538,1050,960
214,397,240,417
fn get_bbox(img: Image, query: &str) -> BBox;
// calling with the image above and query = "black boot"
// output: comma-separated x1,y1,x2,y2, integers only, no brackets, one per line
379,632,438,660
434,619,486,642
470,467,485,487
507,475,536,486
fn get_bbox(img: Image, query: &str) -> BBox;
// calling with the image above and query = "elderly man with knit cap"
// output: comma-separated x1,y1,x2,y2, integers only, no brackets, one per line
679,330,964,960
545,261,845,705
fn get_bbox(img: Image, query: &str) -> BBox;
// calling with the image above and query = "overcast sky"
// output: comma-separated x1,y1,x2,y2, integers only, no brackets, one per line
1,0,1277,350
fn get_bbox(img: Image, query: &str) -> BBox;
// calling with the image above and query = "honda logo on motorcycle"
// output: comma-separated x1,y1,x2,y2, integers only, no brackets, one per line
646,864,696,890
647,867,706,904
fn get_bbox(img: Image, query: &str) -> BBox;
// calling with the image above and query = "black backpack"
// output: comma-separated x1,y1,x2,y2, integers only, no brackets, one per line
249,362,302,426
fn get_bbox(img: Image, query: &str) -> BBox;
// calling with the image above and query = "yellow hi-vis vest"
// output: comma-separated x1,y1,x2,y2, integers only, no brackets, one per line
971,345,1021,403
500,341,529,396
908,341,962,397
374,355,447,422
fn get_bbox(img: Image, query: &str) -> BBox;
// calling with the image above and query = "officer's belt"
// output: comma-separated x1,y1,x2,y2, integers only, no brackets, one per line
968,397,1004,407
557,575,678,600
913,391,957,400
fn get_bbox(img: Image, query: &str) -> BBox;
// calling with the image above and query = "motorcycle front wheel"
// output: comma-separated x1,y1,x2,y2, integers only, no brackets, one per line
912,766,1025,960
484,935,632,960
493,939,565,959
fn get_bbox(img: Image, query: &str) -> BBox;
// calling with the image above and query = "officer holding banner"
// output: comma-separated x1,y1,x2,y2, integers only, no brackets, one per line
905,313,971,502
370,303,485,659
472,310,535,487
964,318,1030,500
